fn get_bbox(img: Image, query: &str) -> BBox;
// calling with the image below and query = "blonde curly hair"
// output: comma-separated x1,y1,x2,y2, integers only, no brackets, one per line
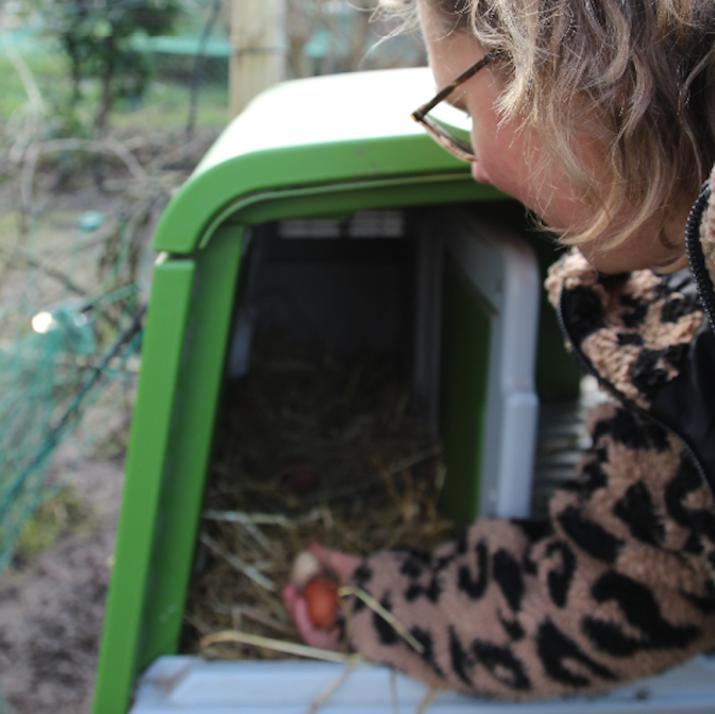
381,0,715,261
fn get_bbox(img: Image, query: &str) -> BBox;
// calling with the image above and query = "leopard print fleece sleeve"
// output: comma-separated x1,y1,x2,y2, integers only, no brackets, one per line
340,403,715,699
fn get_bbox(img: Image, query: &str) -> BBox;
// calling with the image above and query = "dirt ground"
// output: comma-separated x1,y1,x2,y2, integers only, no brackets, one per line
0,441,125,714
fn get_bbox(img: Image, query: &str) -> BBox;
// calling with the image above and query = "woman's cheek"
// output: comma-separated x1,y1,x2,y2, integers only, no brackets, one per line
472,157,523,201
471,160,492,185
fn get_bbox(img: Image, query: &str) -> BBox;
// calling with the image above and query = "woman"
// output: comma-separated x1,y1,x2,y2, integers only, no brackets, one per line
284,0,715,698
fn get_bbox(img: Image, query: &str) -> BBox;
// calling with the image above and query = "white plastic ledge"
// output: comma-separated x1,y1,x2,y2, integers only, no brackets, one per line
131,655,715,713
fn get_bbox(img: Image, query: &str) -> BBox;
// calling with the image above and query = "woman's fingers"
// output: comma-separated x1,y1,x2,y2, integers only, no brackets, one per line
308,543,362,583
284,544,361,651
282,583,299,614
283,584,340,650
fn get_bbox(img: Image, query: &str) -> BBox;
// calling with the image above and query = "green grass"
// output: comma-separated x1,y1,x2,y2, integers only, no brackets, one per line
14,485,96,563
0,40,69,121
113,78,228,131
0,38,228,135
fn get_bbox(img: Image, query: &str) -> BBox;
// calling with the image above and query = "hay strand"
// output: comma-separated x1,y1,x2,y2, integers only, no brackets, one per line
201,630,361,664
416,687,439,714
305,661,358,714
338,585,424,655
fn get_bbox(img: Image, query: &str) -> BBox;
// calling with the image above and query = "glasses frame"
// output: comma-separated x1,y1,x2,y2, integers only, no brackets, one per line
411,53,494,163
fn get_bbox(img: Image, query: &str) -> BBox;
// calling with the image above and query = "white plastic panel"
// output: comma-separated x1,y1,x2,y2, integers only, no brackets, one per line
443,211,540,519
131,655,715,713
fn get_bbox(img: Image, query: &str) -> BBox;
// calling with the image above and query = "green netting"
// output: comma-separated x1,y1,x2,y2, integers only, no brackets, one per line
0,211,148,571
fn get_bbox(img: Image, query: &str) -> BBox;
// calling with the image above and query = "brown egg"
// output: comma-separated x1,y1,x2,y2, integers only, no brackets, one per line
304,575,339,630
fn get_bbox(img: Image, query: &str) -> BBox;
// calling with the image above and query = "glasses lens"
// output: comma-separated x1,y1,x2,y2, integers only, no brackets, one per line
422,114,474,162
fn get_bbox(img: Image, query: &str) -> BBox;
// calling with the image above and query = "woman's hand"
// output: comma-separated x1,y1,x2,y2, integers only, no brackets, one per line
282,543,362,650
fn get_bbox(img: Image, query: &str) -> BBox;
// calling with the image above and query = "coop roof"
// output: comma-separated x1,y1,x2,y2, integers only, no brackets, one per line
153,67,500,254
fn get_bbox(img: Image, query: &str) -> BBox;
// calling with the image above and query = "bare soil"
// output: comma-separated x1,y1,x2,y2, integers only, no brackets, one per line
0,449,124,714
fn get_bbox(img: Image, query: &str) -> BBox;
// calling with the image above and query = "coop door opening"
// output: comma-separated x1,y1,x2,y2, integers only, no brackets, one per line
180,209,459,659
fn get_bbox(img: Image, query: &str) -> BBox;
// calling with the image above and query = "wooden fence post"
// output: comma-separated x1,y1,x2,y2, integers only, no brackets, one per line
228,0,287,117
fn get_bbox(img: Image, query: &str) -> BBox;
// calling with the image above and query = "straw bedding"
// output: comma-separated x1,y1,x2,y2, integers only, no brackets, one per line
181,334,455,659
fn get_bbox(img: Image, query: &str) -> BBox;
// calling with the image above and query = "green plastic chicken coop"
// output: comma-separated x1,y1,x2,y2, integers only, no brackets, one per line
91,67,612,714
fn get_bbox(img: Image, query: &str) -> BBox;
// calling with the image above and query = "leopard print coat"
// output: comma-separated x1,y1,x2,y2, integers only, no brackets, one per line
339,169,715,700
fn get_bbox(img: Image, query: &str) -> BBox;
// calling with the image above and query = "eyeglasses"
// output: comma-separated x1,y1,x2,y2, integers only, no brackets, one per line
411,53,494,163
